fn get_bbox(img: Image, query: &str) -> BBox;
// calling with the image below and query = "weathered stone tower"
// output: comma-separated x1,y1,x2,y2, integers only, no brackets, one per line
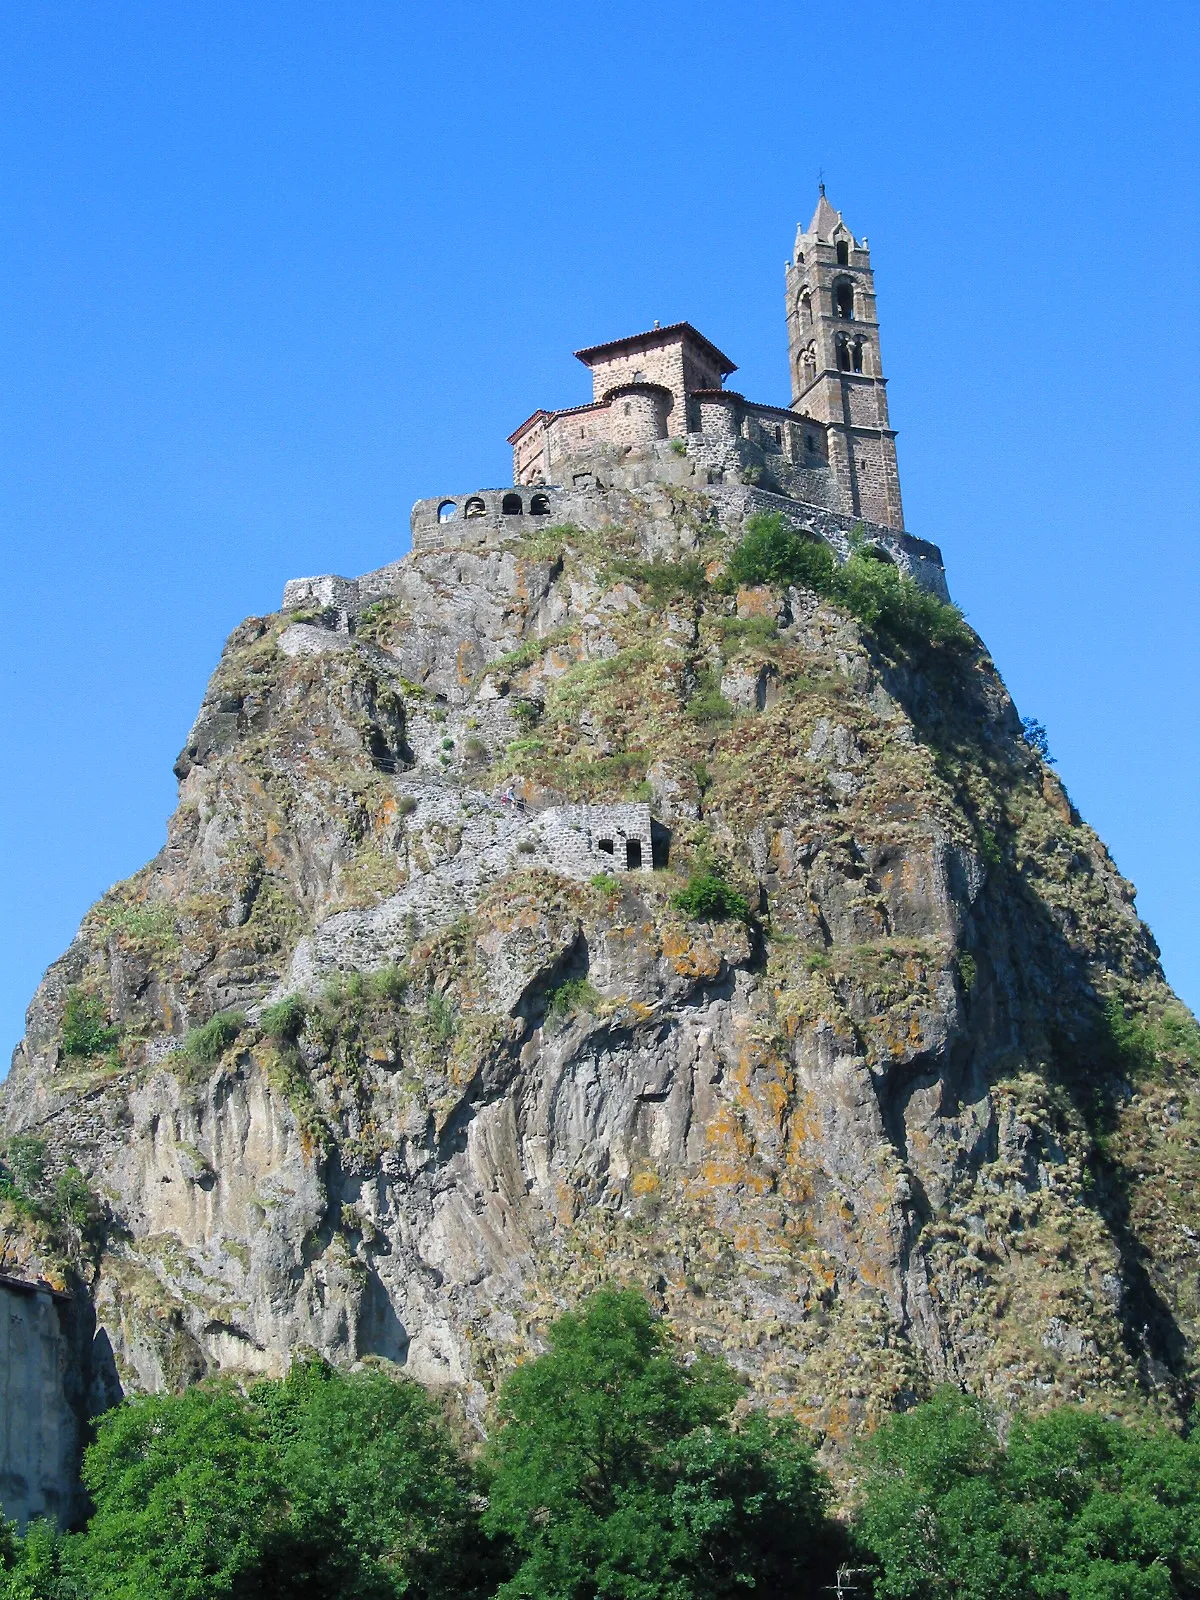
786,188,904,530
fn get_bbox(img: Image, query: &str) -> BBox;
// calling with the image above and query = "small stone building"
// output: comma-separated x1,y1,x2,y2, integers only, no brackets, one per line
533,804,654,877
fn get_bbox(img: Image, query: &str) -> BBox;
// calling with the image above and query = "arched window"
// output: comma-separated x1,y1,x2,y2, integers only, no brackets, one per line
836,238,849,265
464,497,486,518
530,492,550,516
835,281,854,320
836,336,852,372
773,424,782,444
502,493,523,515
863,545,895,565
798,290,813,328
852,340,864,374
437,500,456,523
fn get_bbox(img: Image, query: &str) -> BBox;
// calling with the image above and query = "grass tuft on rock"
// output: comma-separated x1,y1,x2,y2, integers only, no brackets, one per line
260,994,307,1041
61,989,118,1059
183,1011,246,1065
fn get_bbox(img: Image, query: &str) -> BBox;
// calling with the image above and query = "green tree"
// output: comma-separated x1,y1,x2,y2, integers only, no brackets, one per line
0,1518,80,1599
48,1363,487,1600
483,1287,841,1600
75,1383,285,1599
855,1389,1200,1600
855,1389,1025,1600
1001,1406,1200,1599
253,1358,490,1599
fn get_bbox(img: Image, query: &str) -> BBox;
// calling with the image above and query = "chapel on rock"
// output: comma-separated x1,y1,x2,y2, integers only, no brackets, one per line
506,189,904,531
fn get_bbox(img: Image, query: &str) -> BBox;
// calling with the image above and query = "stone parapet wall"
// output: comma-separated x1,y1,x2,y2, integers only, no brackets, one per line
409,487,561,553
283,458,948,627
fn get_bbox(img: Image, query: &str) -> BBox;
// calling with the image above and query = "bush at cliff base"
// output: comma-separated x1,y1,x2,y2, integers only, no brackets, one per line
481,1288,845,1600
855,1387,1200,1600
5,1299,1200,1599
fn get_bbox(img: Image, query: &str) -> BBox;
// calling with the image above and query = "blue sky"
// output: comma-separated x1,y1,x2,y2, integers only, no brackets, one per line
1,1,1197,1065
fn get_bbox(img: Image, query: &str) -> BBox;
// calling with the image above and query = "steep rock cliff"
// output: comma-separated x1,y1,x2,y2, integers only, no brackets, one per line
5,480,1198,1458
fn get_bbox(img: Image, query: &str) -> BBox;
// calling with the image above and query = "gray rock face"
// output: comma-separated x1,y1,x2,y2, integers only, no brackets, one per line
3,475,1198,1488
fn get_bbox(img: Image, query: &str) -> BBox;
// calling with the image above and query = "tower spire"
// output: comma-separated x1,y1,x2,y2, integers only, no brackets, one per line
784,201,904,531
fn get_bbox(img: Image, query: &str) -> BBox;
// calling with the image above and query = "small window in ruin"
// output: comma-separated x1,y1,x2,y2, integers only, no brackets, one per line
580,427,585,438
836,238,849,265
625,839,642,870
437,500,456,523
623,402,631,416
502,493,523,516
633,370,644,382
835,282,855,319
806,433,817,452
530,492,550,516
598,838,614,855
464,497,486,518
773,424,782,444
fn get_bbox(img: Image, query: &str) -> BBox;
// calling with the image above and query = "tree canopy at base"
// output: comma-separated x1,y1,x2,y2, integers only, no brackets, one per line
4,1297,1200,1600
482,1288,843,1600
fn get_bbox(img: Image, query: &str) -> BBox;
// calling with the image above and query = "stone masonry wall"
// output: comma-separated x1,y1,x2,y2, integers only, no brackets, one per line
532,803,654,877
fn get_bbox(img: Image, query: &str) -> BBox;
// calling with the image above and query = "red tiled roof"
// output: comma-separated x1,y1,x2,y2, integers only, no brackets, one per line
507,400,608,445
506,408,551,445
573,322,736,376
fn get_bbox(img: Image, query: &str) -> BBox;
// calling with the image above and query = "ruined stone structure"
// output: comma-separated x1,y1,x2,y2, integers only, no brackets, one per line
506,190,903,530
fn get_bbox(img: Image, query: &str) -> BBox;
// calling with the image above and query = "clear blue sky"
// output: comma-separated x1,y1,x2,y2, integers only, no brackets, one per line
2,1,1197,1066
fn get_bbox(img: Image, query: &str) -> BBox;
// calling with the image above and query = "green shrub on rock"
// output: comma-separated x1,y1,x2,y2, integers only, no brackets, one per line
260,994,307,1041
726,513,972,655
545,976,601,1021
673,871,751,923
61,989,118,1059
182,1011,245,1065
726,514,836,592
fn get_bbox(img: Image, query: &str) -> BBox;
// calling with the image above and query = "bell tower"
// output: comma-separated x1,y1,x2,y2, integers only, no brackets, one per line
785,188,904,530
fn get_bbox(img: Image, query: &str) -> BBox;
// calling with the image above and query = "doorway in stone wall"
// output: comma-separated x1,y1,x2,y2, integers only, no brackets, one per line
625,839,642,870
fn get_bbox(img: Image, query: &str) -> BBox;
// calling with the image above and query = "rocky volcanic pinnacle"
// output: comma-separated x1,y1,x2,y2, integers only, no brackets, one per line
5,471,1199,1461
